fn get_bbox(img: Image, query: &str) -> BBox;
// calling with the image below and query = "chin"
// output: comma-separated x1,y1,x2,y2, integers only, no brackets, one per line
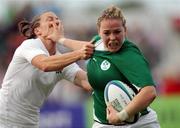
108,49,118,53
108,48,121,53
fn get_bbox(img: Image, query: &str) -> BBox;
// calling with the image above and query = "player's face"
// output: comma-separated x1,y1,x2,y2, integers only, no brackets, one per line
98,19,126,52
38,12,61,38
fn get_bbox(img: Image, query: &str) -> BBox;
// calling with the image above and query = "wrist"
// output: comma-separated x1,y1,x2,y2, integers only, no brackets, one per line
116,109,129,121
58,37,66,45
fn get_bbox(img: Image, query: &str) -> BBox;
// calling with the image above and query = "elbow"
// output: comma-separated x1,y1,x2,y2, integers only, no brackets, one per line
147,86,157,103
141,86,157,104
41,68,49,72
39,63,63,72
39,63,51,72
149,90,157,102
152,89,157,100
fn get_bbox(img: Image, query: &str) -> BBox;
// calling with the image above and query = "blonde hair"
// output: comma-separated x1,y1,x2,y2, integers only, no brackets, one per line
97,5,126,29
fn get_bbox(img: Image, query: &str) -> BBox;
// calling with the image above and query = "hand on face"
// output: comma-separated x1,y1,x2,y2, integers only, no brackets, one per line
46,21,64,42
106,103,123,125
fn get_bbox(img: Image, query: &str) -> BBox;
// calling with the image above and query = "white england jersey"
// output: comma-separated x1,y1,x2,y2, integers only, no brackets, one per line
0,38,81,128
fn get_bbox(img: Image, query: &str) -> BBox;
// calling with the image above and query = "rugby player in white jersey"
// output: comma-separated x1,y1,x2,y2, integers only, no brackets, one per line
0,11,94,128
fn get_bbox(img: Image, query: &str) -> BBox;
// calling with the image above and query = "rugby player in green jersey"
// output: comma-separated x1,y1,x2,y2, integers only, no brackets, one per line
86,5,160,127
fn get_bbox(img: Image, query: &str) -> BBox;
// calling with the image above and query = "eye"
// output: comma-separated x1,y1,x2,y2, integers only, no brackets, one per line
47,17,53,21
103,31,110,35
114,30,122,34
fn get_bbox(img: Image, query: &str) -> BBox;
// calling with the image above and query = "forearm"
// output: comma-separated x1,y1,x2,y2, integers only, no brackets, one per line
74,70,93,92
32,51,82,72
124,86,157,117
107,86,157,124
58,38,89,50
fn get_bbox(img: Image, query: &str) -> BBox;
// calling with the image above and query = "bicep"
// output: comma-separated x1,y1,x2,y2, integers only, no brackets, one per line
134,85,157,107
31,54,49,71
137,85,157,103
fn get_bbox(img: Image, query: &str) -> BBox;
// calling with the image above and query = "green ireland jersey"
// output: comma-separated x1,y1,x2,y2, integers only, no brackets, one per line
87,36,155,124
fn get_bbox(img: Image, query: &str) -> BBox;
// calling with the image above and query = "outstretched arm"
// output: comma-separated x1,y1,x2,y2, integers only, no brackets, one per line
58,35,99,50
31,44,94,72
58,38,92,51
34,22,94,72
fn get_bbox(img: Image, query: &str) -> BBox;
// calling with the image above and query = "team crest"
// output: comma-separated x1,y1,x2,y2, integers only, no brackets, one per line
101,60,111,70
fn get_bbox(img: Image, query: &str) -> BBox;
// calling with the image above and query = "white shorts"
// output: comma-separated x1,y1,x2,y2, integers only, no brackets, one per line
92,108,160,128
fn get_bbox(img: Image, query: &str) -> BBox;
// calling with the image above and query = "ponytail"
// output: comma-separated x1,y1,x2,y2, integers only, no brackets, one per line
18,15,40,39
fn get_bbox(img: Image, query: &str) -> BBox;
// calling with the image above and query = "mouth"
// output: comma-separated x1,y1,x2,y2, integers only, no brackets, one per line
49,24,53,28
48,23,59,28
108,41,119,49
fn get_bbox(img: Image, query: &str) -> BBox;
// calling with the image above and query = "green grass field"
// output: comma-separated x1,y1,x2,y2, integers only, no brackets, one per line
150,95,180,128
85,95,180,128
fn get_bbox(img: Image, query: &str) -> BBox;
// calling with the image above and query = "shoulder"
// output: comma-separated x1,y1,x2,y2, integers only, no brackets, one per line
15,38,45,56
122,39,140,51
20,38,42,49
120,39,143,56
114,39,147,64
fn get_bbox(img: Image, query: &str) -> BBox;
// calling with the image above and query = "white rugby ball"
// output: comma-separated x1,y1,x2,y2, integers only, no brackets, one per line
104,80,138,123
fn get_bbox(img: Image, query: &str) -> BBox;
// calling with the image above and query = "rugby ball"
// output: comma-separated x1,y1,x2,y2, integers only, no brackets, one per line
104,80,138,123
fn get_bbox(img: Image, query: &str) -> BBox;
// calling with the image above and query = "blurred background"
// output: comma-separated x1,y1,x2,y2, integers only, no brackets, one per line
0,0,180,128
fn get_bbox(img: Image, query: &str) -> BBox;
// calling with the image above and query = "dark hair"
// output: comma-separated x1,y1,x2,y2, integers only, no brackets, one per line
18,15,41,39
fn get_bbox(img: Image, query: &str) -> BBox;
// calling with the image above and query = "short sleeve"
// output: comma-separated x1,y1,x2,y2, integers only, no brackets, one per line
122,52,154,87
112,43,155,87
17,39,48,63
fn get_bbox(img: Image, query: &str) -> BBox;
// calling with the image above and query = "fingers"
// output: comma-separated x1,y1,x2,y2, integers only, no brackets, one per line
106,103,122,124
44,23,54,39
79,43,94,59
46,21,64,42
84,43,95,52
86,46,94,54
79,50,93,60
107,104,115,114
106,102,111,120
106,108,110,120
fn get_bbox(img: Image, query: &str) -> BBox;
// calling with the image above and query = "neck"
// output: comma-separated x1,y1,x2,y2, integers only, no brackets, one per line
40,37,56,55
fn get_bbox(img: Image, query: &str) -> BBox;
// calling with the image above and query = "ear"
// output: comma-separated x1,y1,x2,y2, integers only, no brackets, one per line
34,27,41,36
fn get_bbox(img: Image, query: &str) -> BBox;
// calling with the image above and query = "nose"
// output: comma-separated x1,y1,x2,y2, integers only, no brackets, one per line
110,34,116,41
56,20,60,26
